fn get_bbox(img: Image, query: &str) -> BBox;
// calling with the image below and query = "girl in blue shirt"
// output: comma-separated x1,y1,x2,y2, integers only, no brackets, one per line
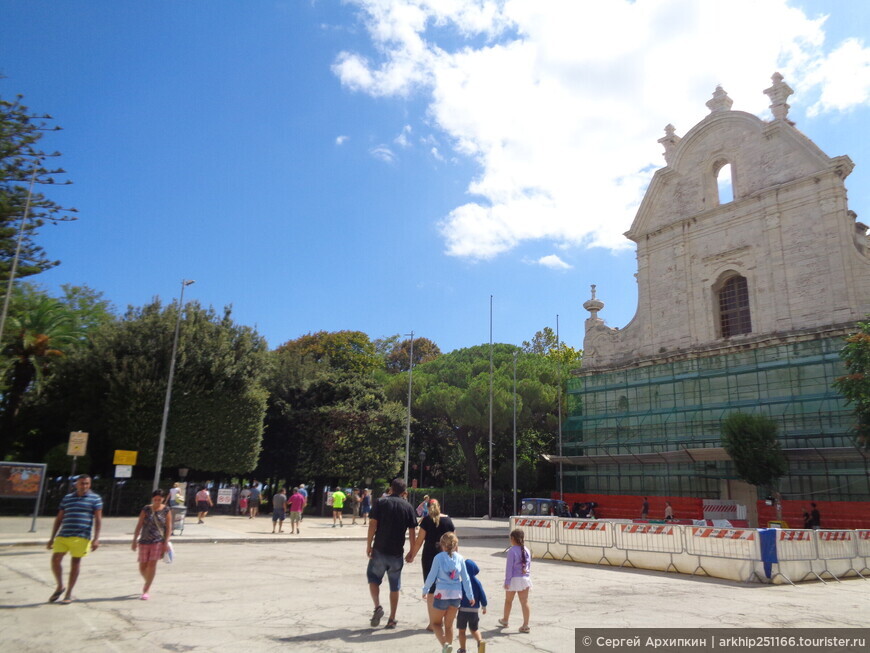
422,532,474,653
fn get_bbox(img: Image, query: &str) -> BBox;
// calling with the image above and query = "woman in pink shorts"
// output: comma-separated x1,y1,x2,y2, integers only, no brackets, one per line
132,489,173,600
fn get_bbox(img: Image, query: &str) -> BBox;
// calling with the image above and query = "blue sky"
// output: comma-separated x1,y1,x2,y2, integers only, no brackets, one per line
2,1,869,353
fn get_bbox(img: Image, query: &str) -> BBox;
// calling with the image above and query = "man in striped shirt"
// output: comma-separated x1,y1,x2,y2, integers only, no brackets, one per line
46,475,103,604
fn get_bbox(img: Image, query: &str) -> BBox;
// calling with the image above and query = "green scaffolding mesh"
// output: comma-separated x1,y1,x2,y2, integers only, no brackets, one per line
563,336,870,500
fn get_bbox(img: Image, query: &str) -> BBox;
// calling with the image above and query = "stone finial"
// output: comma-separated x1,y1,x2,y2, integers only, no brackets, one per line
657,124,681,165
583,284,605,321
763,72,794,123
706,85,733,113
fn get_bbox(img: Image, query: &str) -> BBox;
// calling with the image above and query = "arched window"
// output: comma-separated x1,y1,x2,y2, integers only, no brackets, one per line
716,162,734,204
718,275,751,338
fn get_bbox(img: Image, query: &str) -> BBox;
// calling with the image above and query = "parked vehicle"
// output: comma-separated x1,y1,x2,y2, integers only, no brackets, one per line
520,498,571,518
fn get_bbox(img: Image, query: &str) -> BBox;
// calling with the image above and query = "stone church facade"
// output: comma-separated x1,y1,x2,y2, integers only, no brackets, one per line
560,74,870,512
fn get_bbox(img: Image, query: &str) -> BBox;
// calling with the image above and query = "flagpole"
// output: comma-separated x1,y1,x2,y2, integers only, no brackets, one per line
488,295,493,520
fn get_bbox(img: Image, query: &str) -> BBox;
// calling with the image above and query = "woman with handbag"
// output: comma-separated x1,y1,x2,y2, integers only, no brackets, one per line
132,489,173,600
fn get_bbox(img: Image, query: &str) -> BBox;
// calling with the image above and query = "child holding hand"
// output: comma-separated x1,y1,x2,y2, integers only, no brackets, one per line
457,558,488,653
422,532,474,653
498,528,531,633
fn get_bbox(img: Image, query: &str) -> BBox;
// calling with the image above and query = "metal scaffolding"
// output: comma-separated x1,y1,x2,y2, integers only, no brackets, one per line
562,335,870,500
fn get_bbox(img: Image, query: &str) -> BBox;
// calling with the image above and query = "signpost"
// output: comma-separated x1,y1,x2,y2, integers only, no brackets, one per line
67,431,88,487
113,450,138,466
0,462,47,532
216,488,234,505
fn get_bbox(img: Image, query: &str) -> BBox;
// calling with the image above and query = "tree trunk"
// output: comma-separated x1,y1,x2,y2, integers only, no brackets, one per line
454,428,483,489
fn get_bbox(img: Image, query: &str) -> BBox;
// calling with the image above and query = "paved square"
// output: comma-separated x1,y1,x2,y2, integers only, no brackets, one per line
1,531,867,652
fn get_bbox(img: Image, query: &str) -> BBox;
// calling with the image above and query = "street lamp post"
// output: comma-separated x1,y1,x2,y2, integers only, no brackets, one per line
403,331,414,487
419,450,426,489
513,349,518,516
153,279,195,492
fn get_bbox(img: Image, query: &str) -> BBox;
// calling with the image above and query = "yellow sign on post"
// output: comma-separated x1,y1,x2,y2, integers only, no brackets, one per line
67,431,88,456
113,450,138,466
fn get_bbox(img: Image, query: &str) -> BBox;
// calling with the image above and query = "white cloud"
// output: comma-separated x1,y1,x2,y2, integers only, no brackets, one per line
335,0,870,260
370,145,397,163
805,38,870,116
394,124,412,147
336,135,349,145
536,254,572,270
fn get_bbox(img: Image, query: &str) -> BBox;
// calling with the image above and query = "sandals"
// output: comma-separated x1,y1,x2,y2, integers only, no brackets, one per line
370,605,384,627
48,587,65,603
497,618,509,627
385,618,398,629
519,625,531,633
60,597,75,605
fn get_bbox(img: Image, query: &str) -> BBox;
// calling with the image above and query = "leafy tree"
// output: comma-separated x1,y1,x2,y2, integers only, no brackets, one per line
389,344,564,489
261,345,405,487
276,330,380,376
1,93,77,281
0,289,82,454
56,284,115,335
721,412,788,518
833,320,870,450
384,336,441,373
39,300,268,474
522,326,582,365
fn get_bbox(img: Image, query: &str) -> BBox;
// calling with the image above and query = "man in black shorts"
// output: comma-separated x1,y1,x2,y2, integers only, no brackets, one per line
366,478,417,629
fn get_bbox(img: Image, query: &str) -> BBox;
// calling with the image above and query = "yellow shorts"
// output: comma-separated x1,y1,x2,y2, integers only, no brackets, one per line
52,536,92,558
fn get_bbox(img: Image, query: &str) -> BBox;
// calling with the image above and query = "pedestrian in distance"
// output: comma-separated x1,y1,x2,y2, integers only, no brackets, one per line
287,487,305,534
167,482,180,506
332,486,347,527
406,498,455,630
422,532,474,653
664,501,674,522
195,486,213,524
350,488,362,525
361,488,372,525
416,494,430,518
248,481,261,519
272,487,287,533
239,485,251,516
366,478,418,630
810,502,821,529
47,474,103,604
498,528,531,633
297,484,308,521
640,496,649,519
131,489,173,600
802,508,812,529
457,558,488,653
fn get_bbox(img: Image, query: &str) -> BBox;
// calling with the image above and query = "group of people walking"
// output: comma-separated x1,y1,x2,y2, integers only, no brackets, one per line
46,473,531,652
366,478,532,653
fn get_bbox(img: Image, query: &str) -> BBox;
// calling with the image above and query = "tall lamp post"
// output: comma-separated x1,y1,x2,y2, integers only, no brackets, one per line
419,450,426,489
153,279,195,492
403,331,414,487
513,349,518,516
0,167,38,346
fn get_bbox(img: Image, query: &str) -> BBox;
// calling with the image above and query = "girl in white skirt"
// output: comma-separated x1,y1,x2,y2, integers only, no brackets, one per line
498,528,531,633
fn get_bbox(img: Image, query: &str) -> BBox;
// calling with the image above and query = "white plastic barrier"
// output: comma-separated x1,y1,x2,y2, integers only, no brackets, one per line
512,517,557,543
857,531,870,578
558,519,614,565
511,516,558,559
684,527,762,582
772,529,820,584
512,515,868,585
615,523,682,572
815,530,860,581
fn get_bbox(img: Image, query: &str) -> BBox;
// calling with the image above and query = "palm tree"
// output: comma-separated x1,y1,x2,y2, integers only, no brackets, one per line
1,294,80,454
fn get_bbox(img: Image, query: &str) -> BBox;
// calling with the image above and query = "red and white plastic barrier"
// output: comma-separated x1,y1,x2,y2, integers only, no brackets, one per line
615,523,682,554
559,519,612,548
